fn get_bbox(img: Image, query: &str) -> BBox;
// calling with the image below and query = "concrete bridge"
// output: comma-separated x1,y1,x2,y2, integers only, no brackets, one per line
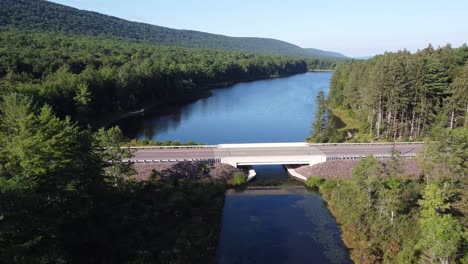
124,142,424,167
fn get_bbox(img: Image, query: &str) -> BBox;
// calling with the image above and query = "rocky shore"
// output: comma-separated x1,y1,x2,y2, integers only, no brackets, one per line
295,159,423,179
132,161,244,182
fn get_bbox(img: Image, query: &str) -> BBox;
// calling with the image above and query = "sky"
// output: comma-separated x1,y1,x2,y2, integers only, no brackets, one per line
49,0,467,57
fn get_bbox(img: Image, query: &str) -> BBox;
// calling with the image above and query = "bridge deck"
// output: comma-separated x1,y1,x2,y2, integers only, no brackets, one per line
125,142,424,166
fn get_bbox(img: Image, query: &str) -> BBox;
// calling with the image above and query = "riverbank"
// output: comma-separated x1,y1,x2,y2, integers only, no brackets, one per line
308,69,334,72
131,162,245,182
294,159,422,179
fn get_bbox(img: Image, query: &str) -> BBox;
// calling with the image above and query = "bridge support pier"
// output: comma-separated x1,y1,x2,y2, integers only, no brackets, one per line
247,166,256,181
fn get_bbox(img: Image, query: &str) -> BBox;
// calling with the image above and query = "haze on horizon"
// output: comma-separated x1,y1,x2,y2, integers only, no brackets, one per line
49,0,467,57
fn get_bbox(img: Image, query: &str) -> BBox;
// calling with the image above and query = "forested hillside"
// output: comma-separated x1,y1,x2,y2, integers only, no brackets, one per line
326,44,468,141
0,29,339,124
0,0,347,59
304,48,347,59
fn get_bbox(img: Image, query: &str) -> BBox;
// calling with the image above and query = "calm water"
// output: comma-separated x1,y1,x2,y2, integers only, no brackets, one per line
119,72,332,144
216,166,351,264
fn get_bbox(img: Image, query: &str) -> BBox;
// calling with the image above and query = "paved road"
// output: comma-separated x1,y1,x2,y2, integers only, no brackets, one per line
316,144,422,157
131,148,215,160
126,143,424,162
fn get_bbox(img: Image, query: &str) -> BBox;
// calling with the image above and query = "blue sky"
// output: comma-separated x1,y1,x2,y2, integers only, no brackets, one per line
50,0,467,57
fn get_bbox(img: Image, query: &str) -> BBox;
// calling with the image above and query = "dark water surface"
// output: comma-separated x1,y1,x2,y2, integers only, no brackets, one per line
119,72,332,144
216,166,351,264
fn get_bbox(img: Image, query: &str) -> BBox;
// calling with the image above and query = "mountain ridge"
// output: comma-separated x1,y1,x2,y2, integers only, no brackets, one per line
0,0,347,59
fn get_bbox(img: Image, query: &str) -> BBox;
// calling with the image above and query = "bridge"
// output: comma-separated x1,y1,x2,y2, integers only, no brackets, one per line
124,142,424,167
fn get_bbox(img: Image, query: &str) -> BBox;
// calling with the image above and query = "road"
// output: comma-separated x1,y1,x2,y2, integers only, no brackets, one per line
316,144,422,157
126,143,424,163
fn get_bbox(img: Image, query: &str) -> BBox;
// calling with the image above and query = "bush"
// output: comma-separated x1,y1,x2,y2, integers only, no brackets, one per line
320,180,337,191
228,172,246,186
305,176,322,189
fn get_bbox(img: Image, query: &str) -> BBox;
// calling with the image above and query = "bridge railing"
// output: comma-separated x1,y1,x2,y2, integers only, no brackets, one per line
122,145,218,150
311,142,424,147
123,158,221,163
122,142,425,150
326,154,417,161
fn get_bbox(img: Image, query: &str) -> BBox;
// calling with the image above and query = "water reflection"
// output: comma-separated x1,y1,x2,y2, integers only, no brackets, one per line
118,72,332,144
216,166,351,264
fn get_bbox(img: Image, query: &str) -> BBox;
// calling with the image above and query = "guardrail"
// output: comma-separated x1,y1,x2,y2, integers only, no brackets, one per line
326,154,417,161
311,142,425,147
124,158,221,163
123,145,217,150
125,142,425,150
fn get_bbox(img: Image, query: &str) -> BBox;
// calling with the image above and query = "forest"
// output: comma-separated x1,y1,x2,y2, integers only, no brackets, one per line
312,44,468,142
0,29,339,125
0,24,341,263
0,0,347,59
0,92,236,263
307,43,468,263
313,128,467,264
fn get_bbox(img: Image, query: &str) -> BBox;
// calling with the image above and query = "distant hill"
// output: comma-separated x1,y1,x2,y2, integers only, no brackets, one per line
0,0,347,59
304,48,347,59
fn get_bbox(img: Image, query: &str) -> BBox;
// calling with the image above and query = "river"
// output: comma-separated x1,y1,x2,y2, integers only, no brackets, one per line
119,72,351,263
119,72,331,144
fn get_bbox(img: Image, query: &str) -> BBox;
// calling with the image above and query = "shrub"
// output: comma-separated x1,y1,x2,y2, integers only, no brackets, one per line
228,172,246,186
305,176,322,189
319,180,337,191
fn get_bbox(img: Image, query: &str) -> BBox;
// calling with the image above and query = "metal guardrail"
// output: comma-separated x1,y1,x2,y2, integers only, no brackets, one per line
326,154,417,161
123,145,217,150
125,142,425,150
124,158,221,163
311,142,425,147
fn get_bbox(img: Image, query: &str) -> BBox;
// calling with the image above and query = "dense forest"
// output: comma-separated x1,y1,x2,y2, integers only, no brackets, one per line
313,128,468,264
0,29,339,125
317,44,468,142
0,0,347,59
312,45,468,141
0,92,241,263
307,43,468,263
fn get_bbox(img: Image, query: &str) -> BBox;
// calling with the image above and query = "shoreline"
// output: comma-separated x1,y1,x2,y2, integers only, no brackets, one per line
308,69,334,72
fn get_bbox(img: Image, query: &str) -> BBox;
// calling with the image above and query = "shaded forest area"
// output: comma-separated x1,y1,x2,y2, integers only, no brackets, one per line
315,44,468,142
0,93,239,263
0,29,339,125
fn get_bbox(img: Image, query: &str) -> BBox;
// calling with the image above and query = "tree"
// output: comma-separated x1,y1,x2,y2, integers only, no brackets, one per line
0,93,101,262
418,183,463,264
0,93,99,193
310,90,327,142
352,156,383,210
449,64,468,128
93,126,134,184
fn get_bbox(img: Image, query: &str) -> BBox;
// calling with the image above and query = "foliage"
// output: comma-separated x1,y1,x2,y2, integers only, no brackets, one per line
417,183,463,264
0,29,317,124
93,126,135,183
328,44,468,141
66,178,226,264
319,130,467,263
0,93,230,262
319,180,337,191
0,93,102,262
305,176,322,189
228,172,247,186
